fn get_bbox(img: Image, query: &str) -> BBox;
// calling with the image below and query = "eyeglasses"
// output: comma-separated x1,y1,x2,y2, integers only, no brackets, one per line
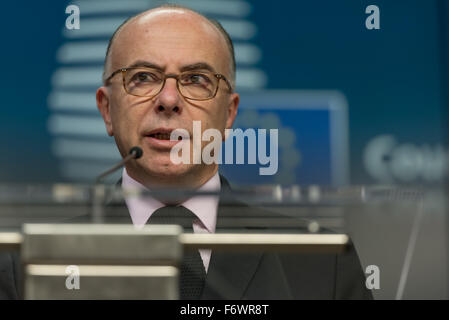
104,67,233,101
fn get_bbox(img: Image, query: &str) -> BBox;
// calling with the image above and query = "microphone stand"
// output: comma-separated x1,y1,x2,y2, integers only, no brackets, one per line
91,147,143,223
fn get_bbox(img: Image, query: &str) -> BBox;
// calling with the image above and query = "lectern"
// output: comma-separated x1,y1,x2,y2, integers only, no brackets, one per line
21,224,182,299
0,183,355,299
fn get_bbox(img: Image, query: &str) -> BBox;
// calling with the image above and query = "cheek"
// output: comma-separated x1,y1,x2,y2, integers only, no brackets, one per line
202,99,228,129
213,103,229,131
110,97,143,138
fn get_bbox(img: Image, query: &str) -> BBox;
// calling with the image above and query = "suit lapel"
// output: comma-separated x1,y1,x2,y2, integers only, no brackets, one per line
201,250,262,299
201,174,263,299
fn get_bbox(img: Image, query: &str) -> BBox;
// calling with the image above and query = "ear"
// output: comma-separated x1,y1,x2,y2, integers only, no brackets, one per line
96,86,114,136
223,92,239,141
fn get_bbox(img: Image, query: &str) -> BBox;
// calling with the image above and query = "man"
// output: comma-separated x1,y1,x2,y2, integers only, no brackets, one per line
94,4,371,300
0,4,371,300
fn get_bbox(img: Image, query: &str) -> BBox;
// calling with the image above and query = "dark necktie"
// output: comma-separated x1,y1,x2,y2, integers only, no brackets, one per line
150,205,206,300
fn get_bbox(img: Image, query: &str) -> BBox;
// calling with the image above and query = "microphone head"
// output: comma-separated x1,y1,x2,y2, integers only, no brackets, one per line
129,146,143,159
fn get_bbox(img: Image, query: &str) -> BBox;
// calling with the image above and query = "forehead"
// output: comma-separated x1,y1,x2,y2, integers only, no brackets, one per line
110,9,229,73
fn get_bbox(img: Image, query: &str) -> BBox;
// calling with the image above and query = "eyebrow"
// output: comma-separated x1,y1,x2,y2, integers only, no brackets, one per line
127,60,163,71
126,60,217,74
180,62,216,74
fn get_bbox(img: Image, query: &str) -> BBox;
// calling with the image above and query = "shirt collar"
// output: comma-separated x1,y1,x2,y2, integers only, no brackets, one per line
121,168,220,232
182,172,220,233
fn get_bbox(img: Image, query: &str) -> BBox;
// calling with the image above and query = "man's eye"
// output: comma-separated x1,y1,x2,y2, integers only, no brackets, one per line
132,72,159,83
182,73,211,85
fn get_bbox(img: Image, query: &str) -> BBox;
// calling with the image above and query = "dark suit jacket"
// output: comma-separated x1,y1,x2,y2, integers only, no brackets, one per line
198,176,372,300
0,175,372,300
0,252,19,299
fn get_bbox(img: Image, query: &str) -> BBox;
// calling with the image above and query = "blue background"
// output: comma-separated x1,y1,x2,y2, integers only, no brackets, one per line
0,0,446,184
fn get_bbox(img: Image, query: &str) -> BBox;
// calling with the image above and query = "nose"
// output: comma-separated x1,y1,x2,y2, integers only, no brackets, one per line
154,77,182,115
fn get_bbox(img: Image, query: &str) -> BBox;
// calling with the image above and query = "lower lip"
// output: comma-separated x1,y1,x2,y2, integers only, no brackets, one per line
144,136,187,149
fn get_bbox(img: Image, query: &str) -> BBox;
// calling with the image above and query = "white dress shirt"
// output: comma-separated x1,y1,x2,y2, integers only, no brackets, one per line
121,168,220,272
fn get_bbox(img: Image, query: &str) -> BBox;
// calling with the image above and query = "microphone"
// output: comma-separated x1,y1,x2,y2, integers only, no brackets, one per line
95,146,143,184
91,146,143,222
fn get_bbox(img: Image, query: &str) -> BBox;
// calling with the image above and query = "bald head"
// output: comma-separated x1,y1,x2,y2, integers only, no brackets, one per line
103,5,236,87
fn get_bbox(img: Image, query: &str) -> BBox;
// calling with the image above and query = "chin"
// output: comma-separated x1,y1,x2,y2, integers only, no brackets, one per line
140,159,196,185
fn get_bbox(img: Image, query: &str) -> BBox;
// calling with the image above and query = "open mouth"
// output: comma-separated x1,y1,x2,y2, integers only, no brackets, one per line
146,128,187,141
149,132,172,140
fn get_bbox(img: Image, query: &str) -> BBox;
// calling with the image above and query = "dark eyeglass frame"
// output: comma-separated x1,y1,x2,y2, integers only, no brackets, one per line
104,67,233,101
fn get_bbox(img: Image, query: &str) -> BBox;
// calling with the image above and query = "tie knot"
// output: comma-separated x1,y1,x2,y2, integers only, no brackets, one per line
150,205,197,230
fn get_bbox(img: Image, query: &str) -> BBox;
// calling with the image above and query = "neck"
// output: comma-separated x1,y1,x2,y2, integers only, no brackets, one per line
125,164,218,190
124,165,218,205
